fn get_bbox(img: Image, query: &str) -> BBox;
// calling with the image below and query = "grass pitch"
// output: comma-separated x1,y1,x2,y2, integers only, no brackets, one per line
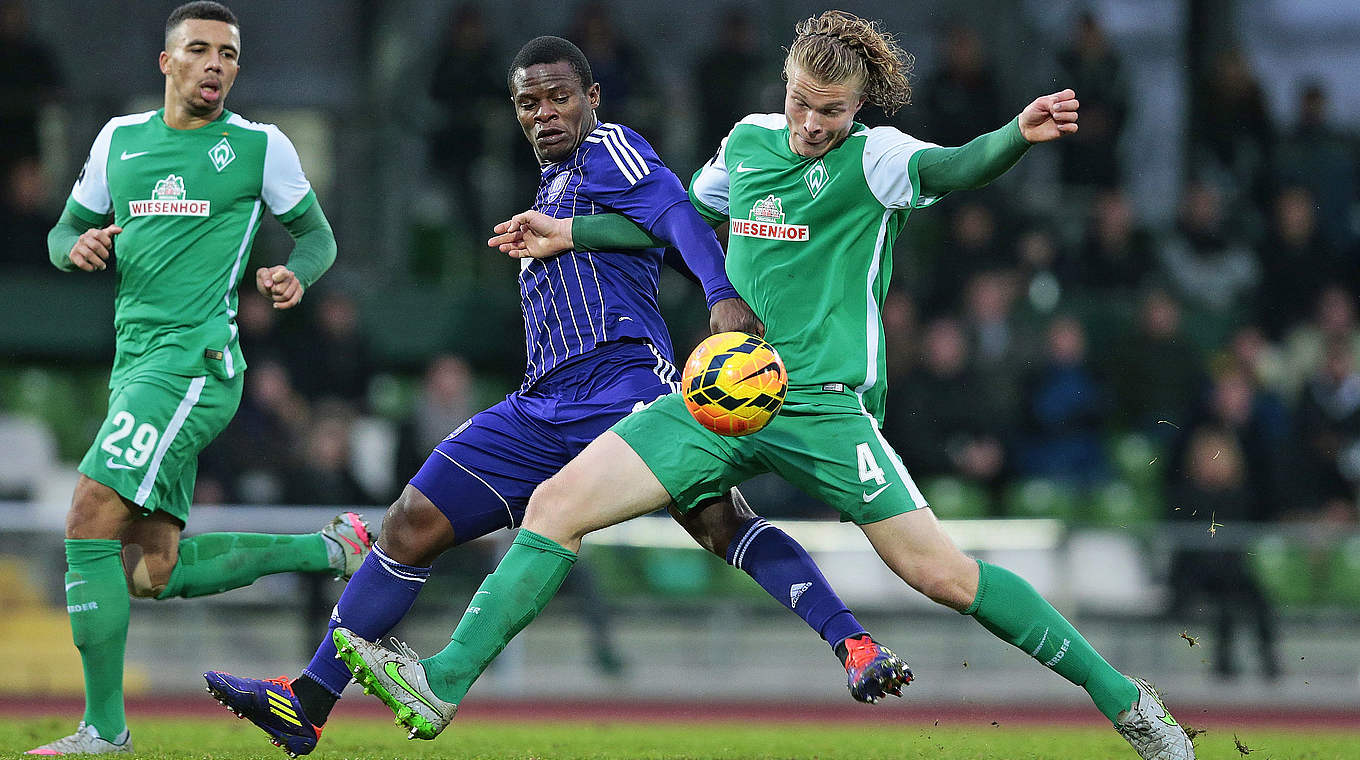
3,716,1359,759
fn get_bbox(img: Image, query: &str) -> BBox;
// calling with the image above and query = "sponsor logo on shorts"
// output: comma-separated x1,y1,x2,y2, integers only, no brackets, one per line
862,483,891,502
129,174,210,217
105,457,136,471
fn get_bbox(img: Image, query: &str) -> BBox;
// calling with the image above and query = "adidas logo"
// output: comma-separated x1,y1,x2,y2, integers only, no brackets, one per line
789,582,813,609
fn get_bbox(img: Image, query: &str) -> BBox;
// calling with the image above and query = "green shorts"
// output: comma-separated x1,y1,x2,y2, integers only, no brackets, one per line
613,393,928,524
78,371,243,522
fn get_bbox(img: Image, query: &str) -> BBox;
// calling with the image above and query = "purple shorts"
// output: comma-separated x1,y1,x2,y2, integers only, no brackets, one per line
408,341,678,543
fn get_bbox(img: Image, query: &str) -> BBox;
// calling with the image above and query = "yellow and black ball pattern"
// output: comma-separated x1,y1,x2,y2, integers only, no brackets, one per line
681,332,787,436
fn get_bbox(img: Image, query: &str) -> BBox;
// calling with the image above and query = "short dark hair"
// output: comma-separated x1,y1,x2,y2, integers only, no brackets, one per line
165,1,239,45
507,36,592,93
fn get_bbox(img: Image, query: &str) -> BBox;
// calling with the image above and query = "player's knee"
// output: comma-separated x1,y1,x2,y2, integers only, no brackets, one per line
121,543,170,598
910,564,976,611
377,488,451,566
522,478,582,542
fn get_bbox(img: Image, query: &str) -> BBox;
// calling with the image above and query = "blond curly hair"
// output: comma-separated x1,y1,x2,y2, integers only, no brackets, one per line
784,10,914,114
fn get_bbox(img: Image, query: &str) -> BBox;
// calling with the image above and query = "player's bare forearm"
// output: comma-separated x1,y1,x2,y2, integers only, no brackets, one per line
1018,89,1079,143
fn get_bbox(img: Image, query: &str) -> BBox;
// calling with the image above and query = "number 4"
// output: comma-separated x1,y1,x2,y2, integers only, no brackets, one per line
857,442,886,485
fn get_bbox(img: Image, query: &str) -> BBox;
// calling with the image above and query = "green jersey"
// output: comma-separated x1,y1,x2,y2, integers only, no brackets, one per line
690,114,940,421
64,108,317,386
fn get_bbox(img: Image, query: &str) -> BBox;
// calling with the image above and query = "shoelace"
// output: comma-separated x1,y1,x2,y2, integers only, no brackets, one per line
843,636,881,671
389,637,421,660
264,676,294,694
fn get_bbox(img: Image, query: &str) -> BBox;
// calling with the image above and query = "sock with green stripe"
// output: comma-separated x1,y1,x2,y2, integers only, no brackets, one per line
65,538,131,739
157,531,331,599
420,529,577,703
965,560,1138,722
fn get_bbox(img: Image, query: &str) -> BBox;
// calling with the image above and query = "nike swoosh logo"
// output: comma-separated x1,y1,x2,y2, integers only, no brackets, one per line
734,162,760,173
384,661,441,712
120,150,150,160
862,484,891,502
105,457,135,470
65,580,88,592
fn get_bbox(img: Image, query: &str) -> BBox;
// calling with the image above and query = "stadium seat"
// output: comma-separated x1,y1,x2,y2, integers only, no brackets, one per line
1002,478,1079,521
920,476,991,519
1248,535,1314,606
639,547,716,598
1110,432,1163,490
1087,480,1159,527
1322,536,1360,608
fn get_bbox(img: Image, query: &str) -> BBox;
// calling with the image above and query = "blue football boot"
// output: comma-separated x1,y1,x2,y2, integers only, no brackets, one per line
843,635,913,703
204,671,322,757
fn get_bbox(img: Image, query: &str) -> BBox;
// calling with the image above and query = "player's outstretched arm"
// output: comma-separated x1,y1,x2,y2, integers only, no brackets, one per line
48,208,119,272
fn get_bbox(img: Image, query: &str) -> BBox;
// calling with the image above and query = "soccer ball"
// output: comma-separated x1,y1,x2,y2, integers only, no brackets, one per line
681,332,787,436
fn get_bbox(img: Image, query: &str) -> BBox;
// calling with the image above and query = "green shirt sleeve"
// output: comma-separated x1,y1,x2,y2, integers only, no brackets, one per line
47,207,104,271
572,212,667,251
280,200,337,289
915,117,1031,194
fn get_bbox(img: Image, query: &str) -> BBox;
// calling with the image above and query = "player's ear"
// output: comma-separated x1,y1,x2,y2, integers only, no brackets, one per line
587,82,601,110
159,50,171,75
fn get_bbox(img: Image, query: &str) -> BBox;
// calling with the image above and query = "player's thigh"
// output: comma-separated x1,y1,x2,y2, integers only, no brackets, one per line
859,507,979,610
78,373,241,522
408,396,568,544
610,392,764,517
764,407,927,524
525,430,673,547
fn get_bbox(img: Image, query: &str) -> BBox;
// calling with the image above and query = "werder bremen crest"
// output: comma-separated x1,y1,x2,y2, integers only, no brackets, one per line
208,137,235,172
750,195,785,223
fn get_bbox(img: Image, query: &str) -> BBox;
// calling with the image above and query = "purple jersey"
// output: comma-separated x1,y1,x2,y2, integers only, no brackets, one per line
519,122,690,390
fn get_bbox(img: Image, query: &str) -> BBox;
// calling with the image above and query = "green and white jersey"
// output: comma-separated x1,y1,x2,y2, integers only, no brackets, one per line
690,114,939,421
65,108,317,386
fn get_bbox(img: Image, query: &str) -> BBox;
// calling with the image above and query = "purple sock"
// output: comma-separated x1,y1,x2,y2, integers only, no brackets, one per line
301,546,430,696
726,518,867,650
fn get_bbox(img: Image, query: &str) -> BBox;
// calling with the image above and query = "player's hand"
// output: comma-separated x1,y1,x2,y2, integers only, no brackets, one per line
255,265,304,309
1017,89,1079,143
67,224,122,271
710,297,763,337
488,210,573,259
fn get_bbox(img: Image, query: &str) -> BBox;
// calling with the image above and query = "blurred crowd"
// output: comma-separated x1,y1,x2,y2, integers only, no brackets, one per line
1,1,1358,549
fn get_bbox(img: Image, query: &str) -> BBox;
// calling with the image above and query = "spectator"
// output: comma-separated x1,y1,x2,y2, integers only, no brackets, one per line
427,4,504,239
199,359,310,504
235,290,289,367
1274,81,1357,254
0,156,52,268
916,23,1005,149
1254,185,1342,339
881,289,919,385
394,353,479,480
284,401,374,506
1105,287,1206,442
1059,188,1156,294
1277,284,1360,401
885,317,1007,491
1016,315,1110,485
1054,11,1129,188
1190,47,1274,205
925,199,1009,316
693,6,770,164
1166,425,1281,681
1293,339,1360,513
1156,179,1259,319
289,290,375,408
0,0,63,173
569,1,659,137
961,269,1041,427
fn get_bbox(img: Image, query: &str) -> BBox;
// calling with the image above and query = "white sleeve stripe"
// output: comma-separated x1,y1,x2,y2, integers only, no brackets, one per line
605,130,648,181
603,125,650,178
598,132,641,185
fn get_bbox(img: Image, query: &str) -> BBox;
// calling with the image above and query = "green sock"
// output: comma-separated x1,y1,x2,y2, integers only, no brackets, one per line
65,539,131,739
421,529,577,703
965,560,1137,722
157,532,330,599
